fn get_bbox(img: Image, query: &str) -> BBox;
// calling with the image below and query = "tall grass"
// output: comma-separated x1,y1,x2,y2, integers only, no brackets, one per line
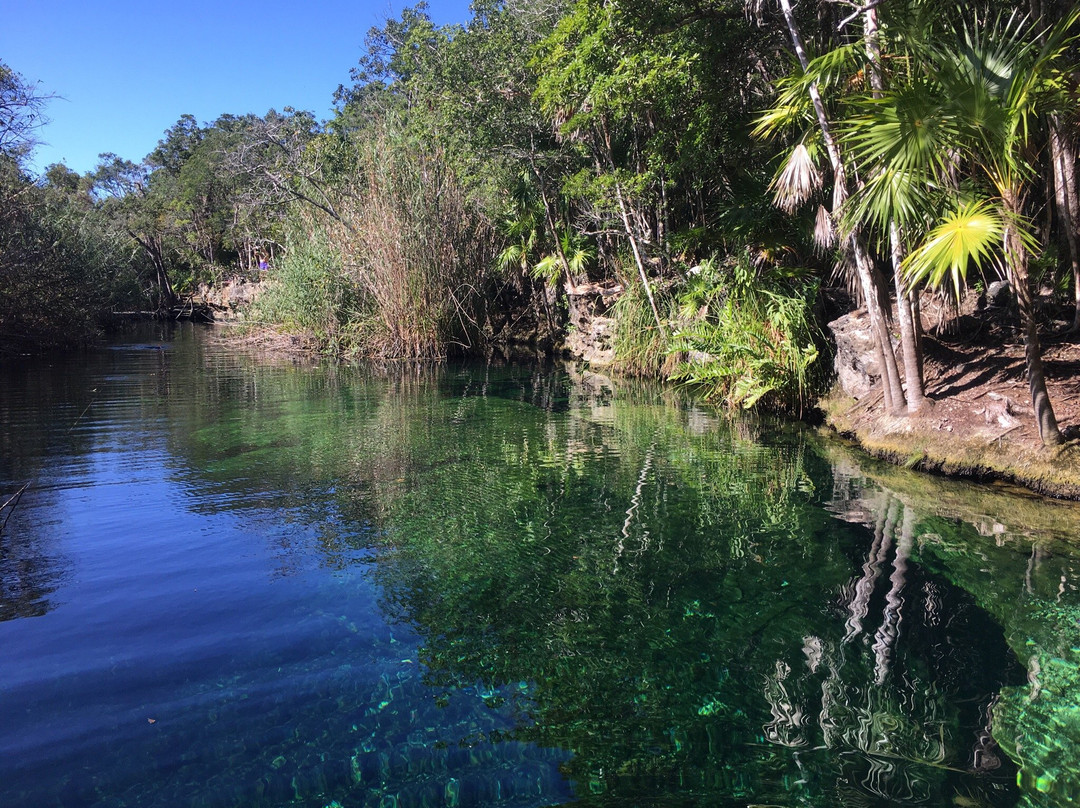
612,277,674,376
253,224,355,348
330,129,494,359
258,126,495,359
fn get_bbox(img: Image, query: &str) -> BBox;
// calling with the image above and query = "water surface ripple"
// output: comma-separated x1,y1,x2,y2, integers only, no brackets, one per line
2,325,1078,807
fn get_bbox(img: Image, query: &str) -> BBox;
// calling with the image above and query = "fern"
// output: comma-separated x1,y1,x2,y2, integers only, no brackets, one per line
669,254,826,413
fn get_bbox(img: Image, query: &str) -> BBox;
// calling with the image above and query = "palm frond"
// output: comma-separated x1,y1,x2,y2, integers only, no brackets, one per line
752,65,816,140
531,254,562,285
803,43,865,92
844,83,956,177
903,198,1004,298
497,243,527,274
771,143,822,213
752,102,811,141
560,230,595,277
813,204,836,250
842,165,933,237
953,10,1028,101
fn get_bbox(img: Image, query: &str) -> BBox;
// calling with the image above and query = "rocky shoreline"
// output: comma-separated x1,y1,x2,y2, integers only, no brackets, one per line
821,302,1080,500
203,276,1080,499
562,287,1080,500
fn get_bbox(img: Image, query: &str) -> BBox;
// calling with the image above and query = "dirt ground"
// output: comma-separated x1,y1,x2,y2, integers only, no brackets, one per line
826,298,1080,499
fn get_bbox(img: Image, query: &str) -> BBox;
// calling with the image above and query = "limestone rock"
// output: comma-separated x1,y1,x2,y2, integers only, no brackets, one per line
561,283,622,366
194,279,265,320
828,309,882,399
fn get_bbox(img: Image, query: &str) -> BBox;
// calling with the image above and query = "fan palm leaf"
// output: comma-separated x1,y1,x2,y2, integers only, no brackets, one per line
901,198,1034,299
770,142,823,213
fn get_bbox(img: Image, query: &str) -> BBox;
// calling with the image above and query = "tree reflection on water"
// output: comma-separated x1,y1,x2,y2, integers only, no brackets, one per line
359,367,1024,806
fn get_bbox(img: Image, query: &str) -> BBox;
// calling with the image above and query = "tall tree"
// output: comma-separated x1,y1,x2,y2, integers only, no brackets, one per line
846,8,1080,445
533,0,784,342
0,60,50,166
91,154,178,310
756,0,909,412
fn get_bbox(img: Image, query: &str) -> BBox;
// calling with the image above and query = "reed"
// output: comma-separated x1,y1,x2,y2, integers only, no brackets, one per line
328,128,495,359
255,124,496,359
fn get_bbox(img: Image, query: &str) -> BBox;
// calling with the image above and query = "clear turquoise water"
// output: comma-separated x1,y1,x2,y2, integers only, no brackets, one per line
1,324,1078,807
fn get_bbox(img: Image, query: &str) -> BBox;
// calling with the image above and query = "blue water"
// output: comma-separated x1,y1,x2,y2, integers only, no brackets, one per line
1,324,1076,807
0,329,568,807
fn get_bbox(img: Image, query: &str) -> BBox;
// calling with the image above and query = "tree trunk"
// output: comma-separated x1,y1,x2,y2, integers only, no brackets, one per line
865,7,926,411
778,0,906,412
890,228,926,410
1004,191,1063,446
131,231,177,312
600,122,666,339
1048,117,1080,330
910,291,925,380
615,178,666,339
530,158,578,297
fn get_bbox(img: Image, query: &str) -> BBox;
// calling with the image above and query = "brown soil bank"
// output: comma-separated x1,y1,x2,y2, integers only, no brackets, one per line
823,305,1080,499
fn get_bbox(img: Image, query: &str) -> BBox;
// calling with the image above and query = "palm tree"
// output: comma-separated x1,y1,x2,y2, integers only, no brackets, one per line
844,8,1080,445
755,11,909,414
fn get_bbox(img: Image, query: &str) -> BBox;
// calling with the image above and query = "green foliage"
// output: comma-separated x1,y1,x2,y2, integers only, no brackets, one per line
495,174,547,275
670,254,825,412
252,226,352,344
902,198,1020,297
253,119,496,358
335,2,566,210
611,276,672,376
496,183,594,287
87,109,311,308
0,159,129,353
534,230,594,285
0,60,152,350
841,5,1080,282
533,0,786,281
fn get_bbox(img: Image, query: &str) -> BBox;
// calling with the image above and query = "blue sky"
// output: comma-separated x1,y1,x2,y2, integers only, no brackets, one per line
3,0,473,177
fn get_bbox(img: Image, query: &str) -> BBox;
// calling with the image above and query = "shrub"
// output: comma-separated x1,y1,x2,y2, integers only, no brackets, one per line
669,253,826,413
251,225,355,347
0,163,121,354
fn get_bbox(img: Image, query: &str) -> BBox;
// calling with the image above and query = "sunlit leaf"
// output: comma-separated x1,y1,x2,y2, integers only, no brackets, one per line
903,199,1004,298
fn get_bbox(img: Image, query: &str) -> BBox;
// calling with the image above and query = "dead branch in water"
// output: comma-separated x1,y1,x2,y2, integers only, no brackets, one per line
0,483,29,535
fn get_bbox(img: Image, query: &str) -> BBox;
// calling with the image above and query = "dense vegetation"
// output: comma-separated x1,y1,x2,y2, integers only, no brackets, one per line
2,0,1079,425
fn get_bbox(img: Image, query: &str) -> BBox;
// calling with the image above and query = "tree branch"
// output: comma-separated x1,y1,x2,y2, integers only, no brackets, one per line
837,0,888,30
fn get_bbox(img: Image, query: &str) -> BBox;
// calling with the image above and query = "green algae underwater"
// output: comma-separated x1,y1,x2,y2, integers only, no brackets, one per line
2,325,1080,807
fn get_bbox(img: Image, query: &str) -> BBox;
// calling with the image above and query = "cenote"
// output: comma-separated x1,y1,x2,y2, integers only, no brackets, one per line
4,325,1080,808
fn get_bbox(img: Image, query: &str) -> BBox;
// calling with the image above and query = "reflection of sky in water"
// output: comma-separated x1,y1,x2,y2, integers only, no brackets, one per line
1,449,570,806
0,326,1075,806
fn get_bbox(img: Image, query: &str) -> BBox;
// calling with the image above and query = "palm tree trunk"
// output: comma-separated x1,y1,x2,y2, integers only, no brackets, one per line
1004,191,1063,445
865,7,927,411
909,291,925,380
778,0,906,412
890,225,927,410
